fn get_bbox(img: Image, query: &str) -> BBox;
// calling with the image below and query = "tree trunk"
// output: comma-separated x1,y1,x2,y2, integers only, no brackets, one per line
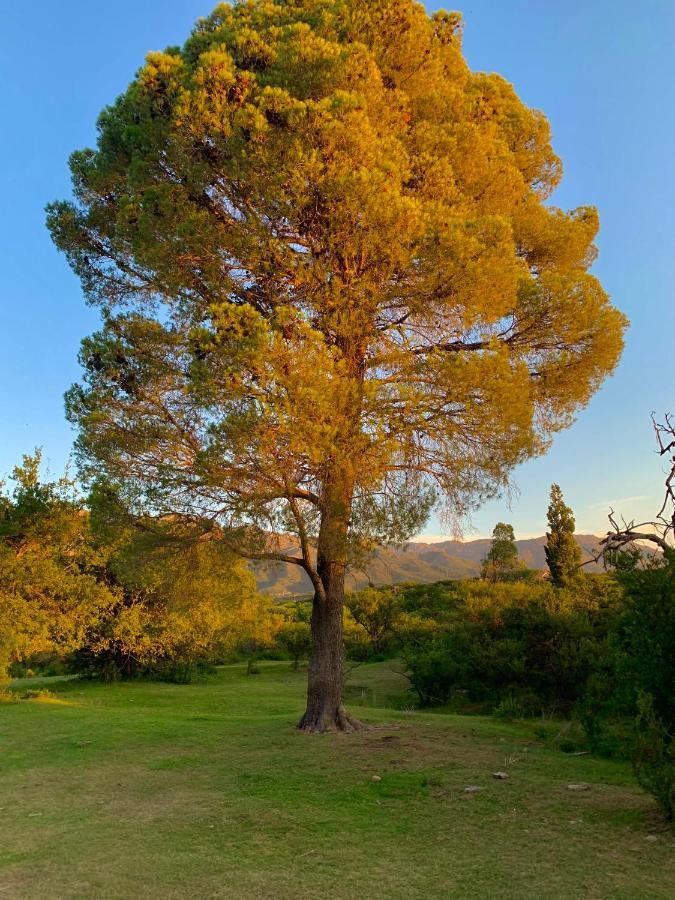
297,477,367,733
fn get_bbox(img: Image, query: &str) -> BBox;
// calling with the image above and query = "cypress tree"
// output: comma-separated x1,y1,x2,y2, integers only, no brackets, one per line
545,484,581,586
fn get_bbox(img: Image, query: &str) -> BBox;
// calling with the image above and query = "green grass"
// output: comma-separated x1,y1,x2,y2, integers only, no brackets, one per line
1,662,673,899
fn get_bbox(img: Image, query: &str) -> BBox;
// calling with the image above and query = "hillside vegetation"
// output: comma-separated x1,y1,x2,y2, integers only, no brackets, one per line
256,535,606,595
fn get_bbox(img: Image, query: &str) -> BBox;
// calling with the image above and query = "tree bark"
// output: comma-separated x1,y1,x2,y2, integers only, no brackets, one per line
297,476,367,733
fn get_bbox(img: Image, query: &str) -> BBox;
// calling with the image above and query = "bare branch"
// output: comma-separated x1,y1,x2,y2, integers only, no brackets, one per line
587,414,675,567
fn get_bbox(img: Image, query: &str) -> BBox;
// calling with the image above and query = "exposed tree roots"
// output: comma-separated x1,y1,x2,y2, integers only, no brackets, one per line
297,703,372,734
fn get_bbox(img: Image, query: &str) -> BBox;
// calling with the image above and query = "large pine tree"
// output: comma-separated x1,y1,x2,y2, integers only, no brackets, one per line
48,0,625,731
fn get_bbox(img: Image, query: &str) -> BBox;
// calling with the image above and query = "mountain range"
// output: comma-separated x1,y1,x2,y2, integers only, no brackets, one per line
254,534,607,596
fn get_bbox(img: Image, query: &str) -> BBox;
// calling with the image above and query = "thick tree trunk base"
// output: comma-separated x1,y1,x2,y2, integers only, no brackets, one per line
297,703,371,734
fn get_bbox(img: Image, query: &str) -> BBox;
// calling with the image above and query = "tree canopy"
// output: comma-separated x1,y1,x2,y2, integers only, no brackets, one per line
75,505,270,680
481,522,520,582
0,453,115,681
47,0,626,730
0,454,268,683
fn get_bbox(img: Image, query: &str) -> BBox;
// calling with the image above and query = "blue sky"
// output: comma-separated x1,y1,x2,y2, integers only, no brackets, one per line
0,1,673,538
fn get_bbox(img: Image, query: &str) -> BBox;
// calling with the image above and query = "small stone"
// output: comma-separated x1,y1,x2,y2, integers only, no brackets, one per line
463,786,483,793
566,783,591,792
371,775,382,782
645,835,658,842
493,772,509,780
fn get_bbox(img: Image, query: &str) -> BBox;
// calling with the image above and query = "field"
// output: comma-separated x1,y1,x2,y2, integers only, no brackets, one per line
1,663,674,900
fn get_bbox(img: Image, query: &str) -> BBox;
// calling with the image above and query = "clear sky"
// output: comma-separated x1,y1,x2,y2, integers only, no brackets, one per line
0,1,673,538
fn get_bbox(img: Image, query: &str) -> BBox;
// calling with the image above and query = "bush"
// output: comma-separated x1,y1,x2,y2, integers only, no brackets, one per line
344,587,402,656
580,553,675,822
276,621,311,669
404,644,463,706
400,575,622,715
69,646,213,683
618,557,675,727
493,694,528,719
343,614,374,661
633,692,675,822
9,651,68,679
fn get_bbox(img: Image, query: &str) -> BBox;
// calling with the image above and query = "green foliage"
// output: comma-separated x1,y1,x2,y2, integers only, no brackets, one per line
246,658,261,676
618,556,675,725
69,523,271,681
0,453,274,684
276,621,312,669
632,691,675,822
0,452,116,682
344,587,402,655
404,644,460,706
398,575,622,713
480,523,525,582
47,0,626,602
342,613,374,662
581,553,675,822
545,483,581,586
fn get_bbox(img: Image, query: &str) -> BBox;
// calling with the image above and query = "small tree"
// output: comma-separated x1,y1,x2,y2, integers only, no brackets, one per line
75,518,267,680
545,484,581,586
481,523,520,582
345,587,401,655
0,453,116,682
277,621,312,670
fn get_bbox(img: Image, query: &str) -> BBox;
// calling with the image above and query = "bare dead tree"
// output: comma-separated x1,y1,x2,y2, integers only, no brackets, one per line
589,413,675,566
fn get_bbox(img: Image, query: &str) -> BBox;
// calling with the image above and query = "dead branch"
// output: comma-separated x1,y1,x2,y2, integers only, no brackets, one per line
585,413,675,567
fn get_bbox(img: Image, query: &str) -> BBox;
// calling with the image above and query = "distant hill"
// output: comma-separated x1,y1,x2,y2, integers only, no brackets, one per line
254,534,607,596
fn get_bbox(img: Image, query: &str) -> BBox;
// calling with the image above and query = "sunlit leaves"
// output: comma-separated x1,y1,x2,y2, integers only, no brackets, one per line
47,0,626,562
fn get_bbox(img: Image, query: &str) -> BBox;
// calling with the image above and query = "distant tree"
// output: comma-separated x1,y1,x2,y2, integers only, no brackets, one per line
481,523,520,582
48,0,625,730
545,484,581,586
277,621,312,670
345,587,401,655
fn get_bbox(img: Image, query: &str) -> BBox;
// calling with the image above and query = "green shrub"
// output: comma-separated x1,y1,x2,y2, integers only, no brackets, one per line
69,646,213,683
493,694,527,719
400,575,622,715
404,644,462,706
344,587,402,656
633,692,675,822
276,621,311,669
246,658,261,676
580,553,675,822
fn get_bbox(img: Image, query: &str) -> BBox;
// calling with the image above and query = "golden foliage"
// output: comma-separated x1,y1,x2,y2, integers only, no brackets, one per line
47,0,627,571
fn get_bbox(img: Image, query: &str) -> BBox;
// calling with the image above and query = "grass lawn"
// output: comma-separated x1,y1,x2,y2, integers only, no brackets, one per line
1,662,673,899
